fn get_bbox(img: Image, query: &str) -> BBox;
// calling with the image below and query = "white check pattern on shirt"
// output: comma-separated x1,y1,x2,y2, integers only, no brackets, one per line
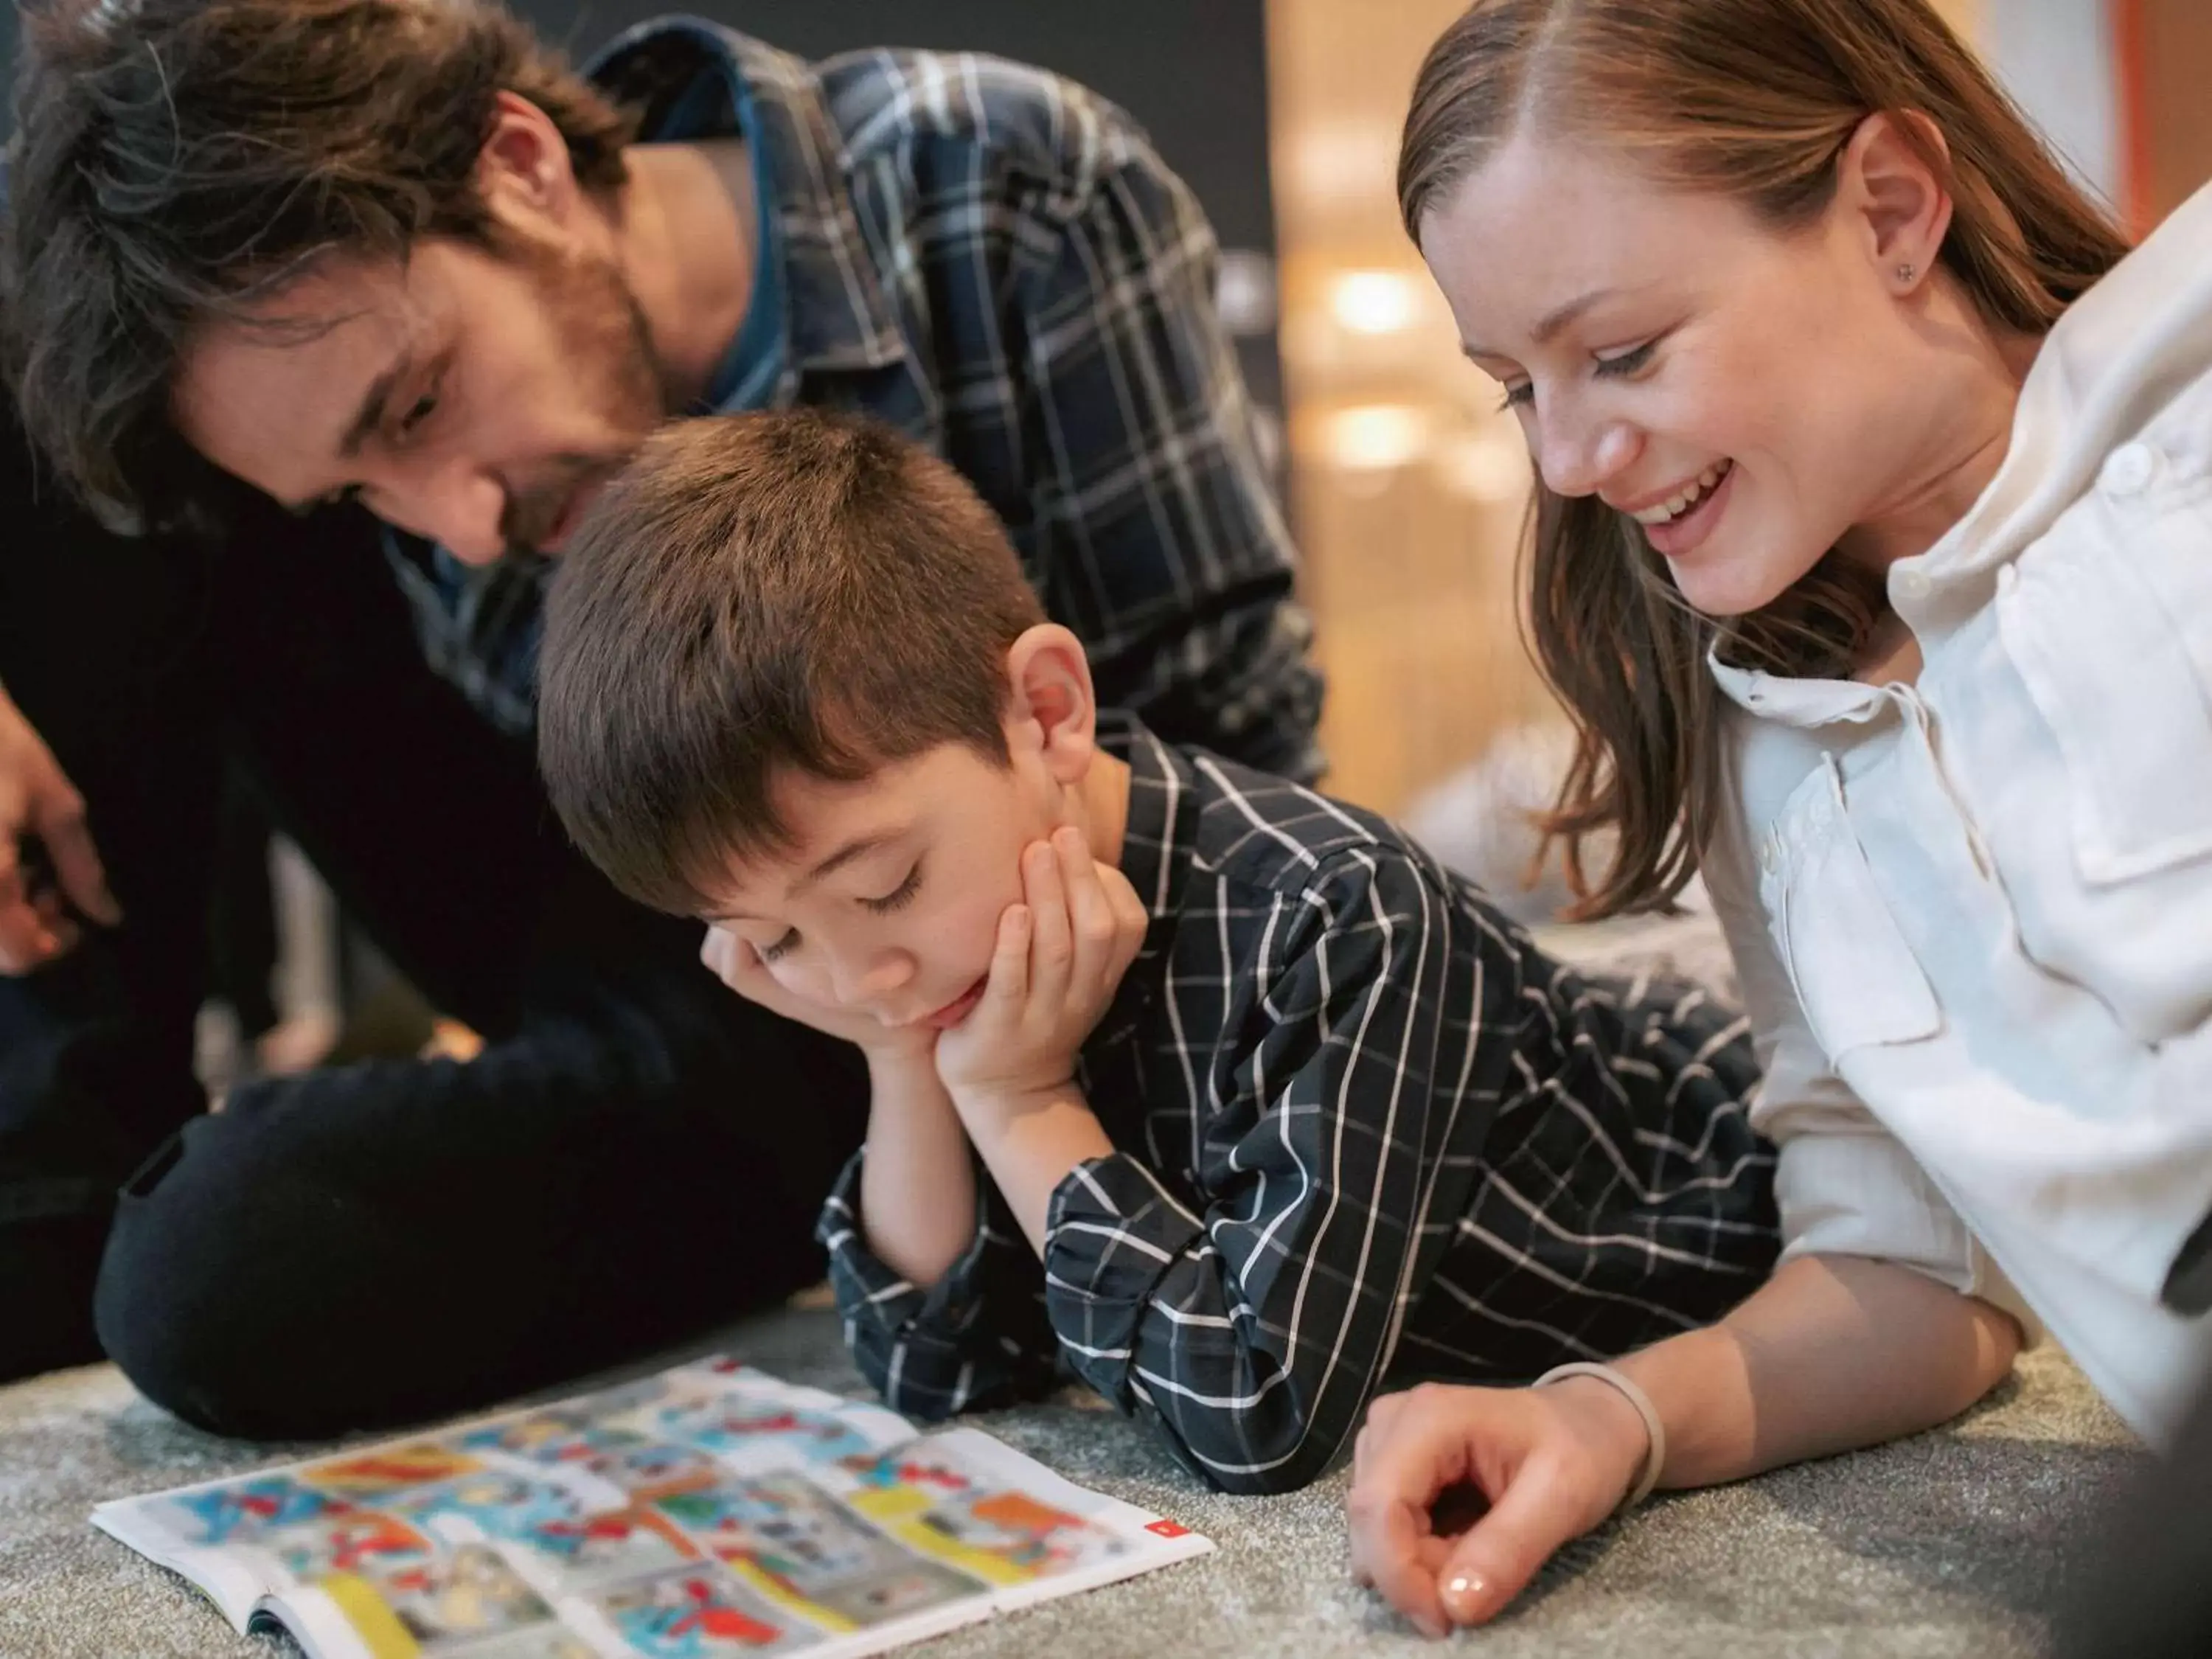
821,720,1777,1493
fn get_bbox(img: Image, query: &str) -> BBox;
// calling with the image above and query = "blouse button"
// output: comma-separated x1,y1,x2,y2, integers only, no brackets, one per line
2101,442,2159,497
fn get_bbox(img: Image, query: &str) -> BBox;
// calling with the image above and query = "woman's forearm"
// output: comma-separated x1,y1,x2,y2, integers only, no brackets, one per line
1612,1254,2021,1489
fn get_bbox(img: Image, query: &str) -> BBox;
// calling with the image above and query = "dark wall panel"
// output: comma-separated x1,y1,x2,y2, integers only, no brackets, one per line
0,1,1282,408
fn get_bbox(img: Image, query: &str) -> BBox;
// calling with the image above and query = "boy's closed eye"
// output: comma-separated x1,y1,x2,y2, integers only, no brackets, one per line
754,862,926,964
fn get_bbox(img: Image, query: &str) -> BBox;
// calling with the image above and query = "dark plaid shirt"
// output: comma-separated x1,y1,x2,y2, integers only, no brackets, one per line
386,18,1322,782
820,720,1779,1495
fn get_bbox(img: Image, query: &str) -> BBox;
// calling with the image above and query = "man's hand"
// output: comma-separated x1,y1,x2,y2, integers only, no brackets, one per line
699,924,934,1063
0,679,119,970
933,827,1147,1119
1346,1380,1651,1638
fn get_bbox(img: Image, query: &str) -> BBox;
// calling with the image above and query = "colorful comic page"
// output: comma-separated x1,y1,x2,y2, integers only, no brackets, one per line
504,1503,704,1591
392,1471,593,1545
324,1543,555,1648
93,1357,1213,1659
259,1508,439,1583
303,1445,487,1497
650,1475,981,1632
589,1362,913,1478
453,1410,719,1498
832,1439,1130,1589
582,1564,825,1657
139,1474,352,1550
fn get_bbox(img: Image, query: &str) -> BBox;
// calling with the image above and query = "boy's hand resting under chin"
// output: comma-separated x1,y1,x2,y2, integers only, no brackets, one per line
933,826,1148,1120
700,923,936,1062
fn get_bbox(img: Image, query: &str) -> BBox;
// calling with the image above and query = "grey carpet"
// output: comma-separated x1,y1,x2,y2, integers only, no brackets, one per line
0,914,2143,1655
0,1302,2141,1659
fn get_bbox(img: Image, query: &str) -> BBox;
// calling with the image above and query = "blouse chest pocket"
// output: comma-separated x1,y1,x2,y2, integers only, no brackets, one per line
1759,757,1944,1062
1995,433,2212,886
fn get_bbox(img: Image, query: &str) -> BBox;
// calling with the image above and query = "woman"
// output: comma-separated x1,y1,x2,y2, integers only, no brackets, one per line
1350,0,2212,1636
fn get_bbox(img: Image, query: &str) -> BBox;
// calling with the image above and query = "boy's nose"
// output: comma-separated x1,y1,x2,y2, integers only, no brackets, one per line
832,953,916,1009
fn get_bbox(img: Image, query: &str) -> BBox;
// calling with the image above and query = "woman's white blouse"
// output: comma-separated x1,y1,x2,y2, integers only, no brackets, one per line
1705,181,2212,1441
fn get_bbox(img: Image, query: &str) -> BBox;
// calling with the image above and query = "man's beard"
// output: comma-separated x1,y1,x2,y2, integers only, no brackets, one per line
497,239,667,557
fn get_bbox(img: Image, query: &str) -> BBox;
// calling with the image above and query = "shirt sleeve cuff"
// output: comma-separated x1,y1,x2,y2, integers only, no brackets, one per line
1042,1152,1208,1396
816,1147,1003,1346
1773,1131,2045,1346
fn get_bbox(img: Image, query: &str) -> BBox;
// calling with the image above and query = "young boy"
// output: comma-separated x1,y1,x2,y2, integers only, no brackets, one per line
535,410,1778,1496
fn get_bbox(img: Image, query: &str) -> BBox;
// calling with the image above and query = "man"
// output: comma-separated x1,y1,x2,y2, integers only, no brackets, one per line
0,0,1320,1436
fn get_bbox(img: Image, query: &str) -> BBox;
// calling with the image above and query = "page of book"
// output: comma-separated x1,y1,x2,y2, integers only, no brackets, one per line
92,1357,1213,1659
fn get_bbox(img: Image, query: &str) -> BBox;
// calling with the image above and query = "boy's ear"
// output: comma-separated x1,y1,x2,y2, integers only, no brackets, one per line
1004,624,1097,784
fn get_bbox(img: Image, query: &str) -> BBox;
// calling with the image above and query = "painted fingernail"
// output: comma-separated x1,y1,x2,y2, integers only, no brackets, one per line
1443,1571,1488,1621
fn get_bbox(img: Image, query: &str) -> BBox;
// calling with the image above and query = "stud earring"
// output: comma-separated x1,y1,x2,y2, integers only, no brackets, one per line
1896,262,1917,284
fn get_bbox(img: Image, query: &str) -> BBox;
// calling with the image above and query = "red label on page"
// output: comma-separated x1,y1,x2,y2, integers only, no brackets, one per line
1146,1520,1191,1538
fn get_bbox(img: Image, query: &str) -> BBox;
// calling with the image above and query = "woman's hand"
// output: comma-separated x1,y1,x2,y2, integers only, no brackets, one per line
1346,1378,1652,1636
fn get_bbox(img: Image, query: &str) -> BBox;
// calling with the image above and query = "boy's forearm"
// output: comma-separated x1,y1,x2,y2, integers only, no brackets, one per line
857,1048,979,1289
1598,1254,2021,1490
953,1085,1115,1257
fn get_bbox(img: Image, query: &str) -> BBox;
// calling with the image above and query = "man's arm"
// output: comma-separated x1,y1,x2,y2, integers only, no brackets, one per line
1009,108,1324,782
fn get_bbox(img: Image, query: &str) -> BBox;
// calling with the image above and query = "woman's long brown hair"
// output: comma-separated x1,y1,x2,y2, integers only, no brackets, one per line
1399,0,2130,917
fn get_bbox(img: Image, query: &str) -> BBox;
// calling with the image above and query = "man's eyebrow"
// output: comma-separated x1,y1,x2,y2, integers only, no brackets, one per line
338,353,407,462
1462,285,1633,359
276,352,406,515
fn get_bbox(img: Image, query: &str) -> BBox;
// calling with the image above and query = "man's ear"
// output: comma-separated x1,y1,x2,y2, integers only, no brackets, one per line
1004,624,1098,784
1837,110,1955,296
475,91,589,236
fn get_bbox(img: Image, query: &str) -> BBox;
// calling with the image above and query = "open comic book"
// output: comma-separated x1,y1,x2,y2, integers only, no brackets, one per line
92,1356,1214,1658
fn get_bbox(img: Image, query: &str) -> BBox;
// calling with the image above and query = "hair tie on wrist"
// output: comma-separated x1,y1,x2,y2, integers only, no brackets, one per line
1534,1361,1666,1508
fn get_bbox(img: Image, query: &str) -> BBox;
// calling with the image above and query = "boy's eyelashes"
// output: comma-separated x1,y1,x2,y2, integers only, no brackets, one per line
748,863,925,967
860,862,924,916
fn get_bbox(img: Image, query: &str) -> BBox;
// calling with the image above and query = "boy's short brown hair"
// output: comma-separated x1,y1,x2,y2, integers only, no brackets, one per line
538,410,1048,915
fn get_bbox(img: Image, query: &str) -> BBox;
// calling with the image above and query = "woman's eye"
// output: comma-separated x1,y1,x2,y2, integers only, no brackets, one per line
863,865,923,916
758,931,799,964
1498,380,1535,411
1593,340,1659,379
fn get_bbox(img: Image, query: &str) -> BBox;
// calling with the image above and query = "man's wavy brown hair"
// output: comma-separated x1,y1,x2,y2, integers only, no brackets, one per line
4,0,635,532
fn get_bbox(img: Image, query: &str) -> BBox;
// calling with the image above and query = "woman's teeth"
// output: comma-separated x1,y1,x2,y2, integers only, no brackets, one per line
1632,461,1731,526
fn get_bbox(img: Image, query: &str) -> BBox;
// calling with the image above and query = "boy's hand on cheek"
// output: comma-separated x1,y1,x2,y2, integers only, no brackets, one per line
700,924,936,1063
935,827,1147,1122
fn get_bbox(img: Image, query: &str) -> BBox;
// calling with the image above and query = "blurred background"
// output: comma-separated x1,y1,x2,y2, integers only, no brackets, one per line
0,0,2205,1070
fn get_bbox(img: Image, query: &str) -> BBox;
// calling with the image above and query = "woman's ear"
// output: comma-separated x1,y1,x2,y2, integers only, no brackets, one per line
1003,624,1098,783
1837,110,1955,295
